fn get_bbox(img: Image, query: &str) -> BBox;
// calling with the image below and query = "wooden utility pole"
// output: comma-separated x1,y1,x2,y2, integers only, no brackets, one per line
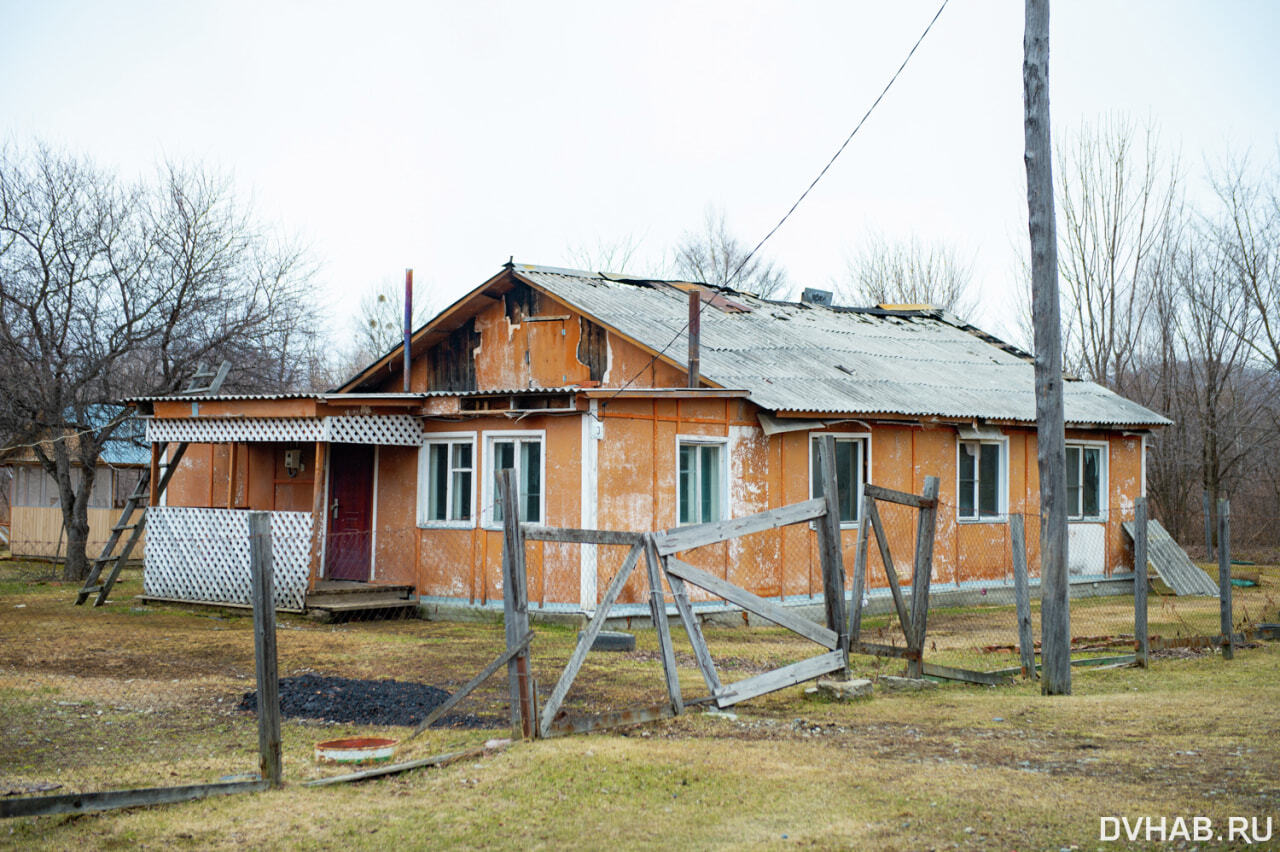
1023,0,1071,694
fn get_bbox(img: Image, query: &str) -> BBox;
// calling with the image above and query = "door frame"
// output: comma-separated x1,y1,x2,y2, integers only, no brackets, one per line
324,443,376,582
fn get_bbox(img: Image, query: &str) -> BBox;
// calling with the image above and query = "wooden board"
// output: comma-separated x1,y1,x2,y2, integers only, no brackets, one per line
653,498,826,556
0,779,266,819
665,557,838,649
714,650,846,708
863,483,937,509
1122,518,1219,596
520,525,643,546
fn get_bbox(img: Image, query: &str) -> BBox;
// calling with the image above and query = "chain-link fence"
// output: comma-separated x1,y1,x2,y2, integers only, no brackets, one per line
0,558,263,801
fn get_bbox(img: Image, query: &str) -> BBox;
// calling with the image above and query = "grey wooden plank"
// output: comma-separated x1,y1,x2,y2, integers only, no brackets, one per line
665,556,838,649
0,779,267,819
852,641,918,660
848,493,871,643
920,662,1014,686
520,526,643,546
499,472,523,733
643,534,683,714
665,571,722,695
1218,499,1233,660
306,746,489,787
864,498,913,643
714,650,845,708
408,632,533,739
538,542,643,738
815,436,848,672
907,475,940,677
1121,518,1219,596
1011,514,1037,679
863,483,937,509
1133,498,1149,668
652,498,826,556
248,511,282,789
545,703,677,737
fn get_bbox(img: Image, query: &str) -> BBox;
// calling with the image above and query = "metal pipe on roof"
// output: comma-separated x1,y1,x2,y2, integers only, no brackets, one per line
403,269,413,393
688,290,700,388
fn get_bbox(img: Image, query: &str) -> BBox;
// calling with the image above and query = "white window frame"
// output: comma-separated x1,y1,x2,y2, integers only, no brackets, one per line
417,431,477,529
676,435,728,526
1065,439,1108,522
956,437,1009,523
481,430,547,530
807,432,872,528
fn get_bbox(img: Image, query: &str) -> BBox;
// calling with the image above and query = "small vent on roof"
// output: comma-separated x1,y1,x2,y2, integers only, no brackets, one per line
801,288,833,307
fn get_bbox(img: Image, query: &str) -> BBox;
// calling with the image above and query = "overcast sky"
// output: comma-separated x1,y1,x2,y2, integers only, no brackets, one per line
4,1,1278,345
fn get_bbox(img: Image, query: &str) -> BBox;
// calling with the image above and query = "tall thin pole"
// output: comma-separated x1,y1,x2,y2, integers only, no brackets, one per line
403,268,414,393
687,290,701,388
1023,0,1071,694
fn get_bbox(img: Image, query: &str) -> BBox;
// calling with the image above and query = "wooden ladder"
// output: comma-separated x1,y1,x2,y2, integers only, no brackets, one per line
74,361,230,607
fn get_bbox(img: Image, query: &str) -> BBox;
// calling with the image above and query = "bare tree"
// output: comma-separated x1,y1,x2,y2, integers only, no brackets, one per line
671,207,789,299
1055,115,1181,387
1208,156,1280,371
564,234,648,275
838,231,977,318
0,144,321,580
348,274,437,366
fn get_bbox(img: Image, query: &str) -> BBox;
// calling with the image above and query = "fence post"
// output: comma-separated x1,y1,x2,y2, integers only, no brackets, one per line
248,511,282,788
1133,498,1149,668
908,475,941,679
815,435,849,674
1218,498,1233,661
499,471,535,737
848,491,871,646
1011,513,1037,679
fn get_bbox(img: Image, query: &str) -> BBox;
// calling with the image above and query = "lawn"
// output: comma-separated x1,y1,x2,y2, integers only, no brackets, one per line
2,559,1278,850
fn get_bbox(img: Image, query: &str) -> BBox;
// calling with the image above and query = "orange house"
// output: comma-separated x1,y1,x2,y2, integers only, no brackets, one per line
132,262,1167,615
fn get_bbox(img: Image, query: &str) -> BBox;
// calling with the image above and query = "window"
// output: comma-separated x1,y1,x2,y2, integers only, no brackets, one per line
809,434,870,525
418,435,475,526
483,433,543,527
678,439,725,525
1066,443,1105,520
957,440,1005,521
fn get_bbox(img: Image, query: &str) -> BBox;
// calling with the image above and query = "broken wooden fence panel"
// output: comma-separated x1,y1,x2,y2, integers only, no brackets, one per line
538,541,643,738
643,533,683,714
664,556,838,649
907,476,941,678
714,650,846,708
652,498,826,556
665,569,723,695
863,497,913,644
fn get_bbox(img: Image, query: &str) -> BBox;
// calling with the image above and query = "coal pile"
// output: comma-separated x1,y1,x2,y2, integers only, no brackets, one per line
238,674,495,728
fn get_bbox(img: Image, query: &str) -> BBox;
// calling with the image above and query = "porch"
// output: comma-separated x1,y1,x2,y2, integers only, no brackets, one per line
139,405,427,611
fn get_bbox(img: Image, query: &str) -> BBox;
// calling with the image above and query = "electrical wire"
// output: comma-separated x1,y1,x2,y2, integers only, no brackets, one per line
599,0,950,408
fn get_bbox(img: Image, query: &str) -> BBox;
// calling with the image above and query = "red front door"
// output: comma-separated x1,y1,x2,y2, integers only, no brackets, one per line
325,445,374,581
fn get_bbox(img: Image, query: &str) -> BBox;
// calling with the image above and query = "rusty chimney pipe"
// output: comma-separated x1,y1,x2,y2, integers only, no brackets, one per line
403,268,413,393
688,289,701,389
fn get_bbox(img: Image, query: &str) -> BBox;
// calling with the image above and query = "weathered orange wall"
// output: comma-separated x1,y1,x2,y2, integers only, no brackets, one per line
163,443,315,512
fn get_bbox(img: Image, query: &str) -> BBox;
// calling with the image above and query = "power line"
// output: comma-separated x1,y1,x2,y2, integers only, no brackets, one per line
602,0,950,405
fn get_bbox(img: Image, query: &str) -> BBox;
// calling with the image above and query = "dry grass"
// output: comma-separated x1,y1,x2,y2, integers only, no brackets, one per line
2,559,1279,850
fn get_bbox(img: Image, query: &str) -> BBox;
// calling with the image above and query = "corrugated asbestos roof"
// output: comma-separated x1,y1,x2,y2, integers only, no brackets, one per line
513,264,1169,427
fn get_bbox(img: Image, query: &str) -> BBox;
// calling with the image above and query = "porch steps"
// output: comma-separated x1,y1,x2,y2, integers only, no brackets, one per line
305,582,418,622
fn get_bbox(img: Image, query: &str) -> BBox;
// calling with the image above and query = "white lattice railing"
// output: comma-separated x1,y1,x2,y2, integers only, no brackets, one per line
145,414,424,446
143,507,312,610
